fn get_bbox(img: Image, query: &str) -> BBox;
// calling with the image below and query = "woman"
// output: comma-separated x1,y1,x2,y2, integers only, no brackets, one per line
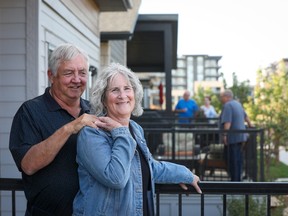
73,63,202,216
200,96,218,118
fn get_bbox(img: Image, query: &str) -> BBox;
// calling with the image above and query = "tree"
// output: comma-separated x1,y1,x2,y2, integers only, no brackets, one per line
229,72,251,104
245,60,288,178
194,86,222,114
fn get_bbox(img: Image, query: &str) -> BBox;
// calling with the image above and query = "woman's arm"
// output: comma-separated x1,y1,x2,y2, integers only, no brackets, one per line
77,126,136,189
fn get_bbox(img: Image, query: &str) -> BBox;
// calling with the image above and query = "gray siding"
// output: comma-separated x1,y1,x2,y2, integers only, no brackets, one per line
0,2,27,215
110,40,127,65
0,0,101,215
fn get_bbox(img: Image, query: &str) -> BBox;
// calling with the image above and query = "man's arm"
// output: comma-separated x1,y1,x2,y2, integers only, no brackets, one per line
174,108,187,113
21,114,98,175
245,116,253,128
222,122,231,145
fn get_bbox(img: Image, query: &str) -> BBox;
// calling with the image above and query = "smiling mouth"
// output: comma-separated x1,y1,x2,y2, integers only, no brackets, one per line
117,101,129,104
70,86,81,89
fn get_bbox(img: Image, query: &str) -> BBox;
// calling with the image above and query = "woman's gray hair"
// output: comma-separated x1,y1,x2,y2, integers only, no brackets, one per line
91,63,144,117
48,43,89,75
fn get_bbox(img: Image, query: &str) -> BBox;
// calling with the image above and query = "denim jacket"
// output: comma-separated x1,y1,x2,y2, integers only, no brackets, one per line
73,120,194,216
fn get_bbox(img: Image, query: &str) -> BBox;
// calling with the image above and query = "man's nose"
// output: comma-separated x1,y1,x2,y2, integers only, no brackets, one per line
72,73,81,82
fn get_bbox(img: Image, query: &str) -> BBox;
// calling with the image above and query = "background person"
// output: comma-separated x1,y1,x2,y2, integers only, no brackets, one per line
174,90,199,123
220,89,252,181
200,96,218,118
9,44,98,216
73,63,202,216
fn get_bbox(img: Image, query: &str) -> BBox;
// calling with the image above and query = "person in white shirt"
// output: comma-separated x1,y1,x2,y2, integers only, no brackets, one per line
200,96,218,118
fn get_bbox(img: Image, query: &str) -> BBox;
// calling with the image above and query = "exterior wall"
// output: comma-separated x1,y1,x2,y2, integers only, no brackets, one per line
194,80,224,95
0,1,30,215
0,0,101,215
100,40,126,69
110,40,127,66
100,42,110,68
0,0,28,178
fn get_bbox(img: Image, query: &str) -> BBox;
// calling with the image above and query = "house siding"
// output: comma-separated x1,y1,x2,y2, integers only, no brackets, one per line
0,0,101,215
0,1,27,215
110,40,127,66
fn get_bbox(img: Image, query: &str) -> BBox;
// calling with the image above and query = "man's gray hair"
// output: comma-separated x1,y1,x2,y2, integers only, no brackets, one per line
48,43,89,75
222,89,234,98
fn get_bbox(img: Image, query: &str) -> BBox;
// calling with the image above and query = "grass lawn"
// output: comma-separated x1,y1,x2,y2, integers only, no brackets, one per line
266,158,288,181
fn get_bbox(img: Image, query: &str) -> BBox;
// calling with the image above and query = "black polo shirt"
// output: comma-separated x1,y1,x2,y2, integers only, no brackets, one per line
9,87,91,216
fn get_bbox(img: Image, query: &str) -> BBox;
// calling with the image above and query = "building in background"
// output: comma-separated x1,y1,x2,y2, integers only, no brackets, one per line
144,54,224,110
171,55,224,108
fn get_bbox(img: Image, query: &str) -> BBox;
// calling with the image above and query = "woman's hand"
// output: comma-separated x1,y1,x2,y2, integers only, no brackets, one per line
179,174,202,194
96,116,123,131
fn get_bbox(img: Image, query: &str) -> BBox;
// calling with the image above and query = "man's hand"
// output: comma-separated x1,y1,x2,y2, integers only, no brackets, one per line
69,113,99,134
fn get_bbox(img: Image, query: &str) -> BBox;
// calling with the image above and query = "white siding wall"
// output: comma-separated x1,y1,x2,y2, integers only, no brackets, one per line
0,0,101,215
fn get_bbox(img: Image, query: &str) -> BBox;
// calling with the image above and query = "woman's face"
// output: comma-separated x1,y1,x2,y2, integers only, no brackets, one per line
204,97,210,105
104,73,135,120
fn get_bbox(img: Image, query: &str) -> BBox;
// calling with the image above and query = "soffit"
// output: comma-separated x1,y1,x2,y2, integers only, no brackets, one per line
100,0,141,40
96,0,133,11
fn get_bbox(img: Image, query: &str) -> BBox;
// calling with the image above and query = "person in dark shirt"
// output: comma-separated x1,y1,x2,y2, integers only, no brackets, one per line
9,43,98,216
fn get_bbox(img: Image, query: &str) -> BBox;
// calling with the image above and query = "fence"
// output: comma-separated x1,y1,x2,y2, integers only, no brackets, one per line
1,178,288,216
141,126,264,182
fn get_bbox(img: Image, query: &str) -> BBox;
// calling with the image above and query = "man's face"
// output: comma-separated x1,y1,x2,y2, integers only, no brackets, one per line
183,92,190,101
220,94,227,104
49,54,88,102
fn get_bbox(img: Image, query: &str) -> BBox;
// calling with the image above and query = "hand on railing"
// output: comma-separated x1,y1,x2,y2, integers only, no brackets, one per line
179,174,202,194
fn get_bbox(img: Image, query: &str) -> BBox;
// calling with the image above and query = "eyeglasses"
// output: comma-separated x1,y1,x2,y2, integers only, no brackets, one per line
106,86,134,96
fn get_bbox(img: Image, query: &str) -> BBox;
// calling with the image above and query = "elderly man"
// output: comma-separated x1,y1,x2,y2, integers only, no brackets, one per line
9,44,98,215
220,89,252,181
174,90,199,123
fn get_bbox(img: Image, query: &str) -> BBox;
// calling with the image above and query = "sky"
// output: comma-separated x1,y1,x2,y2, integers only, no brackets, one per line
139,0,288,86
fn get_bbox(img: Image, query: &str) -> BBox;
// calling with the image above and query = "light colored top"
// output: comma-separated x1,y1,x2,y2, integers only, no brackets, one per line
200,105,217,118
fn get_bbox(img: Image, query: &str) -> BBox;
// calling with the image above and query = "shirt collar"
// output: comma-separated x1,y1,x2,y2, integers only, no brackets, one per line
44,87,91,114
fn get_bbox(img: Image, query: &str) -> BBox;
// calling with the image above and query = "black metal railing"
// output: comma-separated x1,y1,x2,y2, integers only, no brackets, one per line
141,127,264,182
1,178,288,216
155,182,288,216
0,178,24,216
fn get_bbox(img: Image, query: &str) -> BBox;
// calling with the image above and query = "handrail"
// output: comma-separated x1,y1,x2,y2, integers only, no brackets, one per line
3,178,287,195
0,178,24,190
155,182,288,216
0,178,24,216
2,178,288,216
156,181,288,195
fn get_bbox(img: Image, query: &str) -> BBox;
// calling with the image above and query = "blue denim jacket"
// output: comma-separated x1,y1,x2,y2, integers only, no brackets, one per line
73,120,194,216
